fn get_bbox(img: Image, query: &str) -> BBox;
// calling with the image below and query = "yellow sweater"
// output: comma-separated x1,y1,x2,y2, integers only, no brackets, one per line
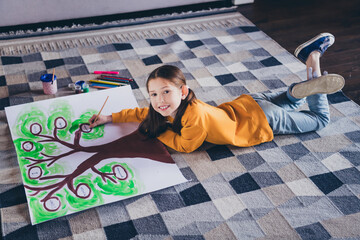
112,94,273,153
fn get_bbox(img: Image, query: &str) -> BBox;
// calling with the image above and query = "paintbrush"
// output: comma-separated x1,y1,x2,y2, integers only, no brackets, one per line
93,96,109,124
51,68,55,85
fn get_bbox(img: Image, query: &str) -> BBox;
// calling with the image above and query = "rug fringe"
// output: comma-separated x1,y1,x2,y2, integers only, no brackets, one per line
0,11,251,55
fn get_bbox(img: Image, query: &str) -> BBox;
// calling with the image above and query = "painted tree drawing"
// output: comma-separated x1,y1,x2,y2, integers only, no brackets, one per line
5,86,187,224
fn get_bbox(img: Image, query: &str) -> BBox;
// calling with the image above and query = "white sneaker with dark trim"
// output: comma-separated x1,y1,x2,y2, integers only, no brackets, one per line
291,74,345,99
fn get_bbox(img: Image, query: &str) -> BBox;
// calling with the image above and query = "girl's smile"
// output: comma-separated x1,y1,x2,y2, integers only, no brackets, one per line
148,77,187,118
159,105,170,110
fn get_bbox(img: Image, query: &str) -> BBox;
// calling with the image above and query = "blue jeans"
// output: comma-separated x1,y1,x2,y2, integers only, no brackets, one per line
251,88,330,135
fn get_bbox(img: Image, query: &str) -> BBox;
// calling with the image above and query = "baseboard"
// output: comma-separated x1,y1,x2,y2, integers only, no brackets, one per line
232,0,254,5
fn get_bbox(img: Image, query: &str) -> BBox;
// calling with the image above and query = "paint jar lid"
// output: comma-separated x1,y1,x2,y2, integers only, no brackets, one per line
75,80,85,89
40,74,57,82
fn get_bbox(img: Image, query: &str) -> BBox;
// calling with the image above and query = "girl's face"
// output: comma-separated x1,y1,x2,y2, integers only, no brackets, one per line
148,77,186,118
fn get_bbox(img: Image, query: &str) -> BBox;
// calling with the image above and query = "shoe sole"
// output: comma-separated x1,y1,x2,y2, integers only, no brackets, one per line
291,74,345,99
294,33,335,58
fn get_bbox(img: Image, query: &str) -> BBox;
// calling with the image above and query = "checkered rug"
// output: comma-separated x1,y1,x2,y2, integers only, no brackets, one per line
1,8,360,240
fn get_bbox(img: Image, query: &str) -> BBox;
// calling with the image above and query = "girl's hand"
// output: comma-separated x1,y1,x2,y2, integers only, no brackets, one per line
89,114,112,128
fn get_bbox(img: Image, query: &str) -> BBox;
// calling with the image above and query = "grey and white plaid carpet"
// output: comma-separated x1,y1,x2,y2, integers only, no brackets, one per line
1,8,360,240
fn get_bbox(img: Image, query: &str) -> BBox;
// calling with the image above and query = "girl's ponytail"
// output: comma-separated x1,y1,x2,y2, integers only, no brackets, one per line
171,88,196,134
138,104,168,138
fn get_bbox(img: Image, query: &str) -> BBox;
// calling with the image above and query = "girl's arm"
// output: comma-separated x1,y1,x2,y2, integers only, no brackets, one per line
157,124,207,153
112,107,149,123
89,107,149,128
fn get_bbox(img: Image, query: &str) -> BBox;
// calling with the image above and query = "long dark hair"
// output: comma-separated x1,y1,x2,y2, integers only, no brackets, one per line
138,65,196,138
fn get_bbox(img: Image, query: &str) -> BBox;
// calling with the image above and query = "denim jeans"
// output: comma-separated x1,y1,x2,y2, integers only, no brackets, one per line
250,87,330,135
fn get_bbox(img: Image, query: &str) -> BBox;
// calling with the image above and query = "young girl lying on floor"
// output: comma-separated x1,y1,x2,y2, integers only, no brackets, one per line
89,33,345,153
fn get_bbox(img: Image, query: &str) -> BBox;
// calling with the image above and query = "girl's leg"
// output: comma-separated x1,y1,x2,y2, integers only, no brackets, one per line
306,52,321,79
253,77,330,134
254,33,344,135
292,33,344,99
251,91,305,111
255,94,329,134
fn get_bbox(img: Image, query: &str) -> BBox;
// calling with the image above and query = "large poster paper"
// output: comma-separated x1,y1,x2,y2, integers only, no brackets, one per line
5,86,187,224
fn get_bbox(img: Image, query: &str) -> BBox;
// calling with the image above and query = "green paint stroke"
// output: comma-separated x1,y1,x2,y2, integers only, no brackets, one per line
29,192,68,224
47,163,66,175
14,106,48,138
42,142,62,156
21,164,57,187
95,162,138,196
13,138,44,158
12,101,132,224
66,174,104,211
69,110,105,140
47,100,74,141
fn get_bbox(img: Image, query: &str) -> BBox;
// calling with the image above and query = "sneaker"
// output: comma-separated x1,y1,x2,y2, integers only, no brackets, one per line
291,74,345,99
294,33,335,63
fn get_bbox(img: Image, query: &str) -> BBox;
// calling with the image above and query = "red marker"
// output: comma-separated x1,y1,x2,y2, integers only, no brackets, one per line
93,71,119,75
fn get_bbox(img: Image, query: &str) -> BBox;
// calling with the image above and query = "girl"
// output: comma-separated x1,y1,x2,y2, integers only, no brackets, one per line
89,33,345,153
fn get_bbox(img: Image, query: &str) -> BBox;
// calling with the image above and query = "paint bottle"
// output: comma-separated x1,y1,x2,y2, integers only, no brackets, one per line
75,85,82,94
82,83,90,93
68,83,75,90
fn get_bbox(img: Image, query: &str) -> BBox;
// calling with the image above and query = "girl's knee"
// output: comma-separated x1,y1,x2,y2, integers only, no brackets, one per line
317,114,330,130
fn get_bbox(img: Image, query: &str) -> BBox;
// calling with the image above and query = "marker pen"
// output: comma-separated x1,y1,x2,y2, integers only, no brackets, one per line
93,71,119,75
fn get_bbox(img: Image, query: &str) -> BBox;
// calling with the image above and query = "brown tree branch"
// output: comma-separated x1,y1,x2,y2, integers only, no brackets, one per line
40,174,70,180
26,149,78,167
91,166,117,183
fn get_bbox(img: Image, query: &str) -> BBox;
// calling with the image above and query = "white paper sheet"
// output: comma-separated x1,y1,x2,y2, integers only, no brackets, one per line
5,85,187,224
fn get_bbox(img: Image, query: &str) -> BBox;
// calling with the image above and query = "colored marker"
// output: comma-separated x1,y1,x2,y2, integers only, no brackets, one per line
89,83,119,89
90,85,111,89
100,75,133,81
98,77,130,83
93,71,119,75
90,79,127,86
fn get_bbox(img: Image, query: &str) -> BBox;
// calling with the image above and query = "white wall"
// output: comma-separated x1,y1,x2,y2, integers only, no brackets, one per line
0,0,220,27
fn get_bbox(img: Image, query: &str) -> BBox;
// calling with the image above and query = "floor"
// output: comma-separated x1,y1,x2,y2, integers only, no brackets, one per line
1,0,359,104
236,0,360,105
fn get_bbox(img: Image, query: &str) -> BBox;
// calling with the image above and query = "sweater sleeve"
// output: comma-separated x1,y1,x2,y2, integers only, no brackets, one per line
112,107,149,123
157,121,207,153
